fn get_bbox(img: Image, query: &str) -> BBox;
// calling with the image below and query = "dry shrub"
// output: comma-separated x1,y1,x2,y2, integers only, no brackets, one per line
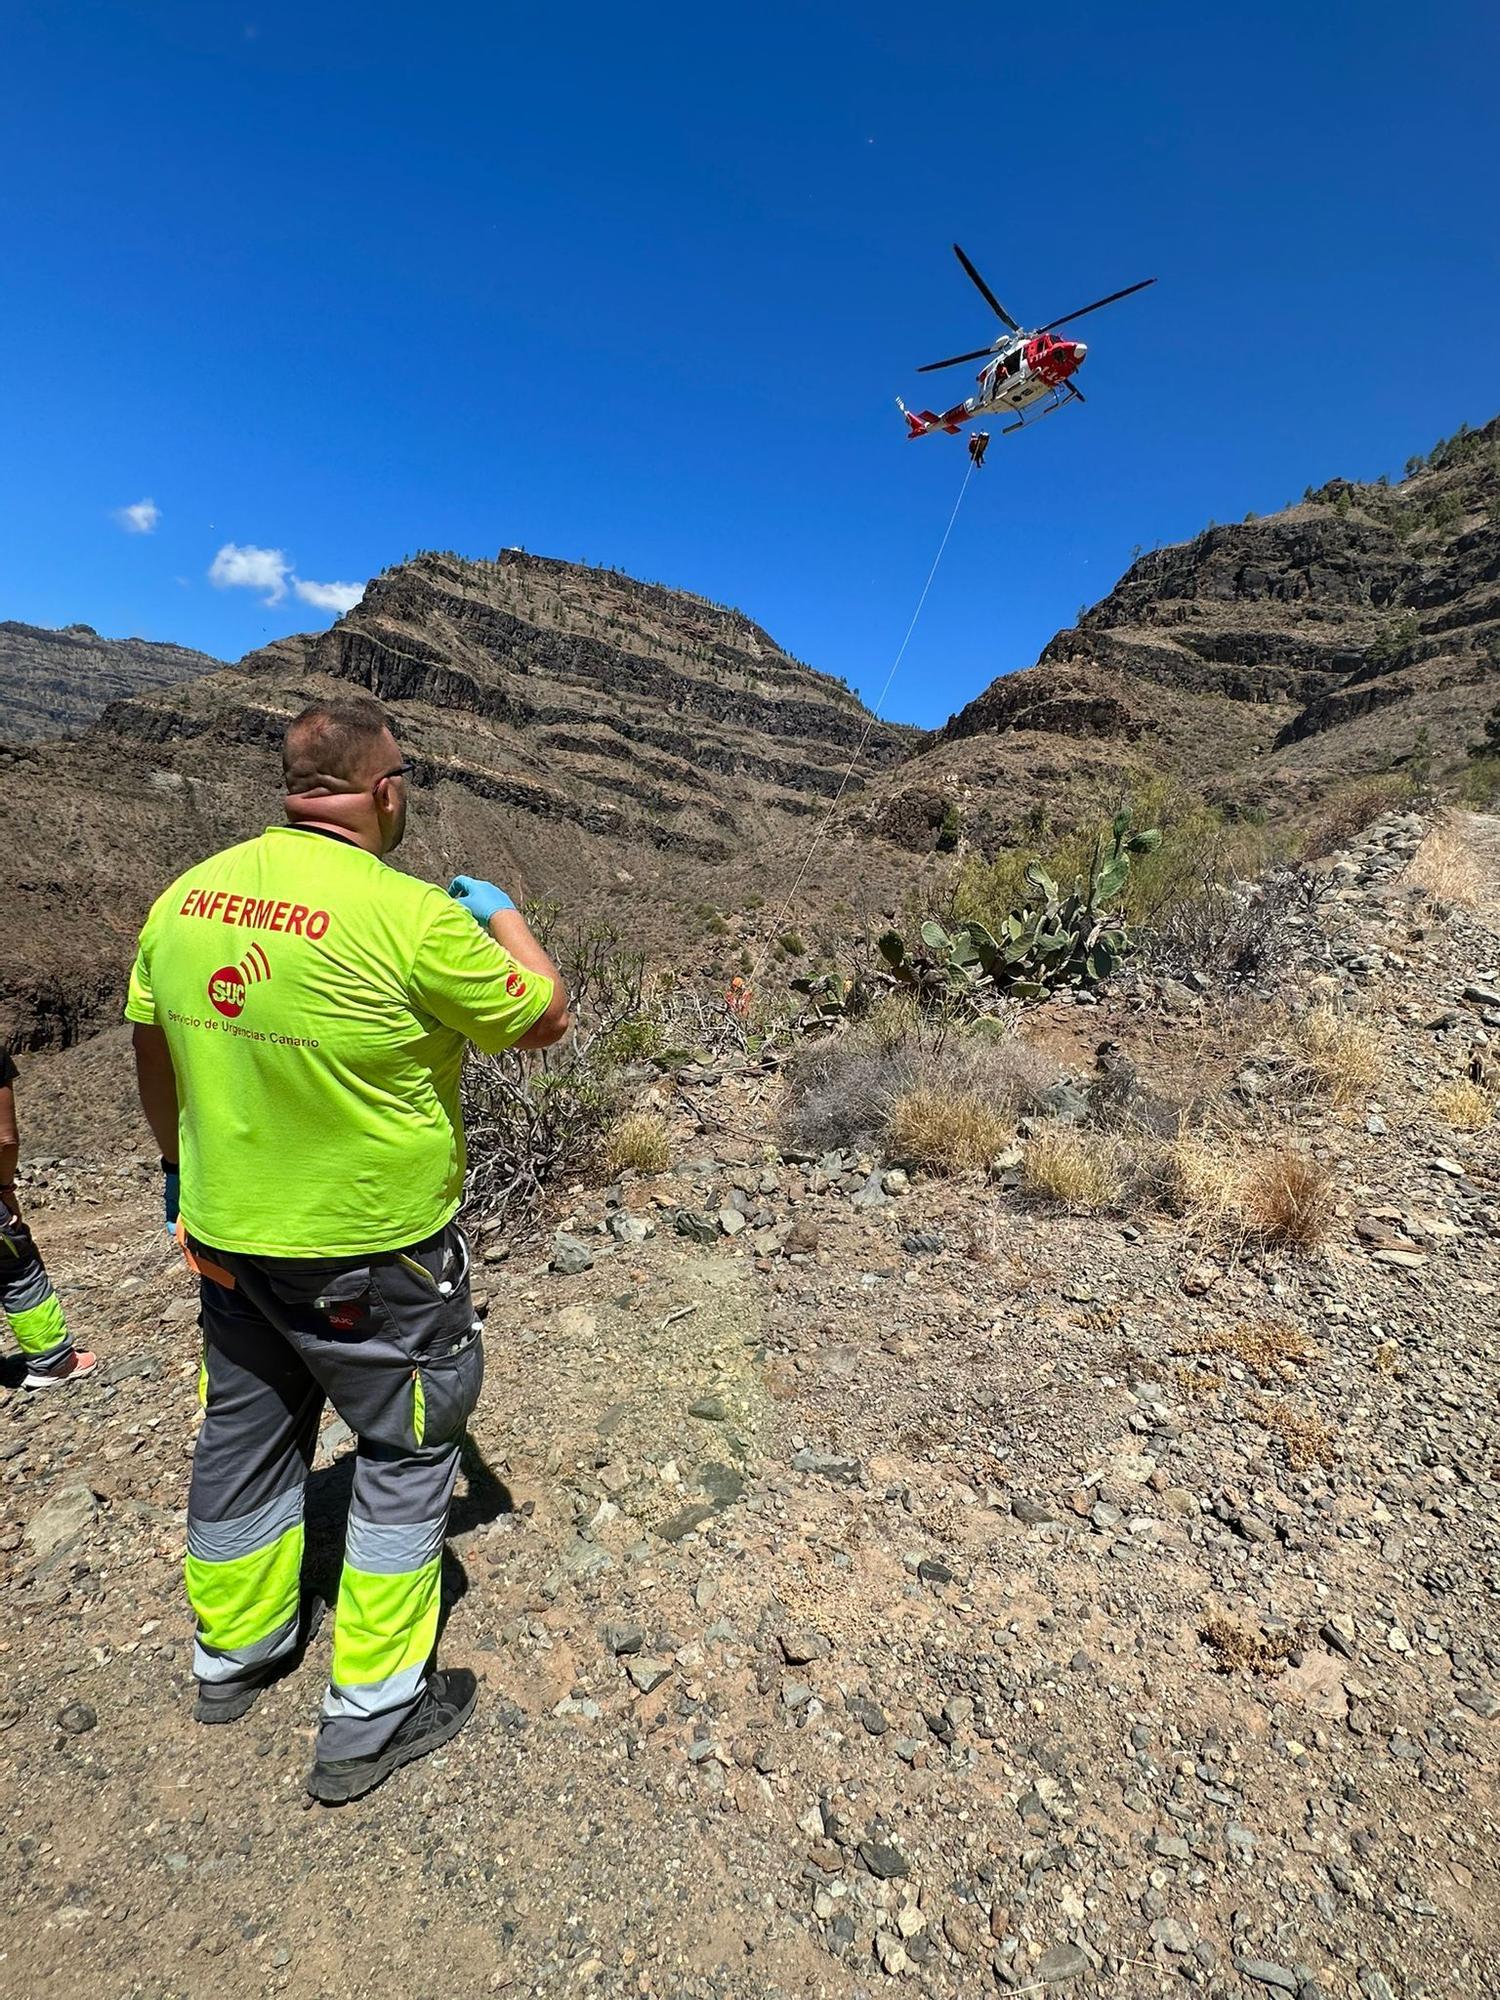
1172,1363,1223,1402
1200,1613,1298,1677
1432,1078,1494,1130
1251,1394,1337,1471
1298,773,1416,860
1176,1318,1316,1381
1141,865,1322,987
605,1111,670,1174
1143,1130,1337,1256
1292,1006,1385,1106
1022,1127,1128,1213
464,917,667,1229
780,1002,1055,1158
1404,822,1482,910
1240,1146,1335,1249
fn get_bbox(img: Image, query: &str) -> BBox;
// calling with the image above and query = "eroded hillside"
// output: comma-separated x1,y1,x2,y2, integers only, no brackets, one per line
1,553,915,1049
0,620,223,742
866,421,1500,854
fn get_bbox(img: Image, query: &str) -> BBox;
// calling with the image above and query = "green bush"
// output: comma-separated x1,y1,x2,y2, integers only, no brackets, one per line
881,811,1162,1004
951,773,1273,936
1370,612,1419,665
1470,702,1500,760
1459,758,1500,808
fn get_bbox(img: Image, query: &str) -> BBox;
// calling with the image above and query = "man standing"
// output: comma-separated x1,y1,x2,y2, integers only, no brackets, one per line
0,1048,96,1388
128,695,569,1803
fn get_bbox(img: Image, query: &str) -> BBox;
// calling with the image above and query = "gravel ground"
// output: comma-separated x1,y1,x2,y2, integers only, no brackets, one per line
1,812,1496,1999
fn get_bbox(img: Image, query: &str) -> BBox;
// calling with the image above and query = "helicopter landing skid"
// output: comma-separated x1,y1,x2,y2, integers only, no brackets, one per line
1000,385,1078,436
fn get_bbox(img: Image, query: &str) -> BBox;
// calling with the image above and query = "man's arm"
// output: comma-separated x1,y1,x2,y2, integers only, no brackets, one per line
0,1081,20,1221
132,1025,182,1160
488,909,571,1049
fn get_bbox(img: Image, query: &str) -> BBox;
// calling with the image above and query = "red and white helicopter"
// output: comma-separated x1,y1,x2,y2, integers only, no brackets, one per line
897,244,1155,444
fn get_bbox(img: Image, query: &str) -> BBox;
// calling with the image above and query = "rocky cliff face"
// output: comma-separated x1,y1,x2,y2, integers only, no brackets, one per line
0,621,223,743
6,424,1497,1048
2,553,917,1048
868,418,1499,850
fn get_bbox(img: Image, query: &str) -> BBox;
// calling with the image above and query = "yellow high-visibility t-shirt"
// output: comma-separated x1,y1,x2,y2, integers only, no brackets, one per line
125,827,552,1256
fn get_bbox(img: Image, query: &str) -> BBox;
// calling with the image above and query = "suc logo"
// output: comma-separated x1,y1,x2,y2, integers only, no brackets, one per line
207,942,271,1019
208,967,246,1017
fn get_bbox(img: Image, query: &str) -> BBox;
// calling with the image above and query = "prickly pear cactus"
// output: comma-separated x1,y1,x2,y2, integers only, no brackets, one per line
855,813,1161,1010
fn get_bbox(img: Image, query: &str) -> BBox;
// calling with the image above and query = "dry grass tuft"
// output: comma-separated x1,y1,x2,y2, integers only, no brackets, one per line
1291,1006,1385,1107
1157,1132,1244,1225
604,1111,671,1175
1404,822,1482,910
1432,1078,1494,1131
1176,1319,1316,1382
1022,1127,1128,1213
1200,1613,1298,1677
1251,1394,1338,1471
1239,1146,1335,1250
1172,1363,1223,1402
887,1089,1012,1176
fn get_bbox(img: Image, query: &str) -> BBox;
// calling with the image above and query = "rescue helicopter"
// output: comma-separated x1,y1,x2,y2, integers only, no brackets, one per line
897,244,1155,445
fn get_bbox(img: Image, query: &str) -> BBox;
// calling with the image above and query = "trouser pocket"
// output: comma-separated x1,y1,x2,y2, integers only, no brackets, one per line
410,1334,484,1449
230,1227,482,1452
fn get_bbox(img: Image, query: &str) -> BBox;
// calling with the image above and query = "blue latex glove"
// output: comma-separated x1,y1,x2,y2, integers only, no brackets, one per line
448,876,514,926
162,1162,180,1234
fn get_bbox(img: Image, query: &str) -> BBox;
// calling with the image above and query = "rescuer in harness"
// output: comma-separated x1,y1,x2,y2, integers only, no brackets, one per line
128,695,570,1803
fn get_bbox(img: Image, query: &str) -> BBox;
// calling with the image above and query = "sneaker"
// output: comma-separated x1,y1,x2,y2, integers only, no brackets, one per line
24,1350,98,1390
306,1668,478,1805
194,1596,327,1725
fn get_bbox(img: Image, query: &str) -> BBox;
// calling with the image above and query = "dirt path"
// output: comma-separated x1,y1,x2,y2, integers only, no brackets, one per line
3,809,1499,1999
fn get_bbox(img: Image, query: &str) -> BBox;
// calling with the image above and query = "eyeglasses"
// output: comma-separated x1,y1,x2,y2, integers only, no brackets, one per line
377,761,415,783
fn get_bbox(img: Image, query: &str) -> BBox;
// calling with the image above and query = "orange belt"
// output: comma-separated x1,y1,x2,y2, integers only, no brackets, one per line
175,1221,237,1290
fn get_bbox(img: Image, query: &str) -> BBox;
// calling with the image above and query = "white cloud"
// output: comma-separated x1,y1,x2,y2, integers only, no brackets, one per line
114,497,161,534
293,577,365,614
208,542,291,603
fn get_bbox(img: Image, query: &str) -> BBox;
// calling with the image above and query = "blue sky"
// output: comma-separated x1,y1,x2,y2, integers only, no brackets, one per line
3,2,1495,727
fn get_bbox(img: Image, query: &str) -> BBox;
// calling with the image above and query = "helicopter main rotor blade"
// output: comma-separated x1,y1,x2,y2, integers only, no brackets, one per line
1035,277,1156,334
953,243,1019,331
917,345,1002,374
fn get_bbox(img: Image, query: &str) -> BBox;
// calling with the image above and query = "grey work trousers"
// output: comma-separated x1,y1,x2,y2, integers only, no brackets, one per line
184,1221,483,1760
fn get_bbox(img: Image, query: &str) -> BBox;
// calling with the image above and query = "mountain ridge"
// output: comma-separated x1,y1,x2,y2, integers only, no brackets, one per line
4,419,1496,1051
0,619,224,742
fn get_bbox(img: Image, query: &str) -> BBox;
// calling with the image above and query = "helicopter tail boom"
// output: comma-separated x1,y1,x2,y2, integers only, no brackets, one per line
896,396,968,439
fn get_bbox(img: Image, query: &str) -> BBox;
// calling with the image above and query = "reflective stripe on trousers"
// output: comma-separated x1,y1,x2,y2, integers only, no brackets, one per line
0,1217,72,1366
186,1485,305,1683
184,1223,482,1761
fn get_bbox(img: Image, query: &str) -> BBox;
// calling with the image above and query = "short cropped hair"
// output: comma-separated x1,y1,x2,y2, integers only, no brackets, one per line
283,695,394,793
